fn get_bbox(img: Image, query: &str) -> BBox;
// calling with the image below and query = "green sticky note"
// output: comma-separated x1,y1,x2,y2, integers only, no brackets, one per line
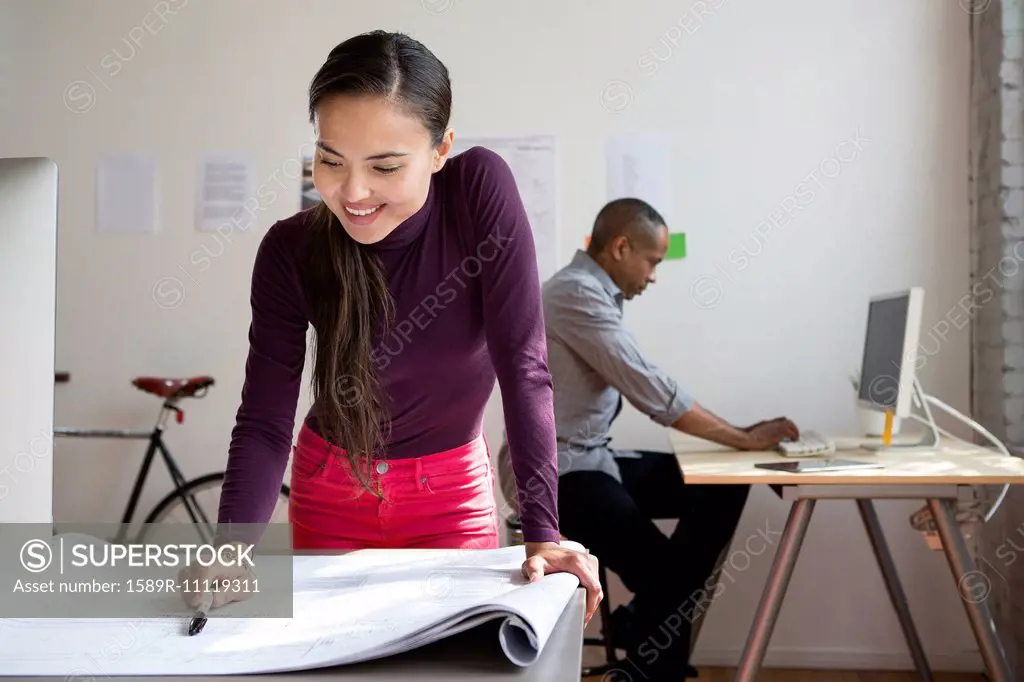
665,232,686,260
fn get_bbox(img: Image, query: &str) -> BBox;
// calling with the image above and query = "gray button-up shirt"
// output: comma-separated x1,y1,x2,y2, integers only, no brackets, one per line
498,249,695,512
542,249,695,482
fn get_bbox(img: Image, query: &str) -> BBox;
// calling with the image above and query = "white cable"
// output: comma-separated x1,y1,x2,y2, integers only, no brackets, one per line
916,393,1012,522
906,413,968,447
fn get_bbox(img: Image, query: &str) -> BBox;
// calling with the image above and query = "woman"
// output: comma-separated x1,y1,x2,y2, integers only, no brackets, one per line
190,30,602,623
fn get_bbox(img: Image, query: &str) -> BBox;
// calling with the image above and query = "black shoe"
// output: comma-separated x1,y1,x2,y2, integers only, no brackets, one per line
618,662,700,681
611,600,699,679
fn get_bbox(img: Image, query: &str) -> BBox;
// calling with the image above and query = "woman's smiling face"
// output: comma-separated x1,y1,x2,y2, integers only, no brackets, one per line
312,93,453,244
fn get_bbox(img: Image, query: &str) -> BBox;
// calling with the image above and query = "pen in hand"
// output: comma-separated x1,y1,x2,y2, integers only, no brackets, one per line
188,591,213,636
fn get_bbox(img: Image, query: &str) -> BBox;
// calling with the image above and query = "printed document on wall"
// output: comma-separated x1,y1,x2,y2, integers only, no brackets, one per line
96,153,159,234
606,132,673,228
195,150,256,232
451,135,558,283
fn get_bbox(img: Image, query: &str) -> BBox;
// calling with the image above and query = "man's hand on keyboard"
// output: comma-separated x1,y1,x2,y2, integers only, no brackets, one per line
739,418,800,450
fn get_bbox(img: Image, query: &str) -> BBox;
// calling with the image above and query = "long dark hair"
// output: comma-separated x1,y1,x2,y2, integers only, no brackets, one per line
304,31,452,493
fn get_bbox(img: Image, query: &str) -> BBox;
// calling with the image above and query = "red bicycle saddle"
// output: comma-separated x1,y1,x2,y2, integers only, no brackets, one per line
132,376,214,398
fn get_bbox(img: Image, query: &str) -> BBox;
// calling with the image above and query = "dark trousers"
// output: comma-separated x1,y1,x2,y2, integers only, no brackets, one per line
558,451,750,680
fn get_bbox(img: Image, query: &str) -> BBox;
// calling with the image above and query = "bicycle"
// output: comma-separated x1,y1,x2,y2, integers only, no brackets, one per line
55,375,291,546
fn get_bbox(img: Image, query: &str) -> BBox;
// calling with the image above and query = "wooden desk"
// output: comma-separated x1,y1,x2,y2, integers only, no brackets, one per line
667,431,1024,682
669,431,1024,486
0,590,586,682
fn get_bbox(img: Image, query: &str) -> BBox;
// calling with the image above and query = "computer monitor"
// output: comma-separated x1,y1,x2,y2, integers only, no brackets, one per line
0,157,58,523
857,287,924,419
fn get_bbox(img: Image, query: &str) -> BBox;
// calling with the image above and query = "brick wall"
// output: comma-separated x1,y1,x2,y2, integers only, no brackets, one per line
972,0,1024,672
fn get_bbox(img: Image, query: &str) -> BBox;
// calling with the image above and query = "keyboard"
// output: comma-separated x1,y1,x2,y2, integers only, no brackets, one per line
777,430,836,457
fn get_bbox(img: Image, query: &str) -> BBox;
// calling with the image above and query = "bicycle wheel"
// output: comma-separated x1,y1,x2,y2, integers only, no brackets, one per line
136,472,290,545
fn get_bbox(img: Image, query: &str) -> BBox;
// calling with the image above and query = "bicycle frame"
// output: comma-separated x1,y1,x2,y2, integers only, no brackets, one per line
55,395,215,544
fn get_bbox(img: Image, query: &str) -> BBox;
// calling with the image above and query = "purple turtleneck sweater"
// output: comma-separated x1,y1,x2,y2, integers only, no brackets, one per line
217,146,560,544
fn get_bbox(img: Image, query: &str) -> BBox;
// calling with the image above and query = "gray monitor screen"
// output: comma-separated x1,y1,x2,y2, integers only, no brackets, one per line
858,295,909,411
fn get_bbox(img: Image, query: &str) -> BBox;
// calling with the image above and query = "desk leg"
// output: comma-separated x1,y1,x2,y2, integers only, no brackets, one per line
735,498,815,682
927,498,1013,682
857,500,933,681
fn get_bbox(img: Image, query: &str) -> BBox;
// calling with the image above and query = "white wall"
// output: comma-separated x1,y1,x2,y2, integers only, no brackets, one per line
0,0,980,671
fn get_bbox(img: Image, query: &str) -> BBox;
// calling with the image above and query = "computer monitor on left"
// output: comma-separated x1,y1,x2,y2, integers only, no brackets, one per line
0,157,58,523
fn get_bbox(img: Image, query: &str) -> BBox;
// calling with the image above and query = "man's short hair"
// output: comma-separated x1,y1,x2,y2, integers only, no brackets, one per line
587,198,666,254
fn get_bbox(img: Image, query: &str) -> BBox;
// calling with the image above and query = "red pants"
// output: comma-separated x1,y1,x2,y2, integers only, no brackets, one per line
288,425,500,550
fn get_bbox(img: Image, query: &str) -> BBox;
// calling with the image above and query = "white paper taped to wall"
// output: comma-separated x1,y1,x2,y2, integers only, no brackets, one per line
195,150,256,233
0,535,584,675
606,132,674,227
96,153,159,234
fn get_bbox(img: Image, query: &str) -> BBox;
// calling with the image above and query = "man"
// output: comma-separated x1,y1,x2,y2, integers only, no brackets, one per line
498,198,800,681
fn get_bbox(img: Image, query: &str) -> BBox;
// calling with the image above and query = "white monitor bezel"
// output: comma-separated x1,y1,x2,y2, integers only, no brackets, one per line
0,157,58,524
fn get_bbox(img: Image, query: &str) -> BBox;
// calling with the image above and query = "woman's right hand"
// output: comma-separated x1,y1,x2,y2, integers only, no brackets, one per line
178,544,257,611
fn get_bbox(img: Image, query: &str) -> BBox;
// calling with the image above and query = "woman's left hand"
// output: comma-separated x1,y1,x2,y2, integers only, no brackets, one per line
521,541,603,625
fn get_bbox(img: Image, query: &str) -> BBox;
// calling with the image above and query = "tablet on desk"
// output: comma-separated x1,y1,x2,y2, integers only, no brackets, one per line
754,458,884,473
